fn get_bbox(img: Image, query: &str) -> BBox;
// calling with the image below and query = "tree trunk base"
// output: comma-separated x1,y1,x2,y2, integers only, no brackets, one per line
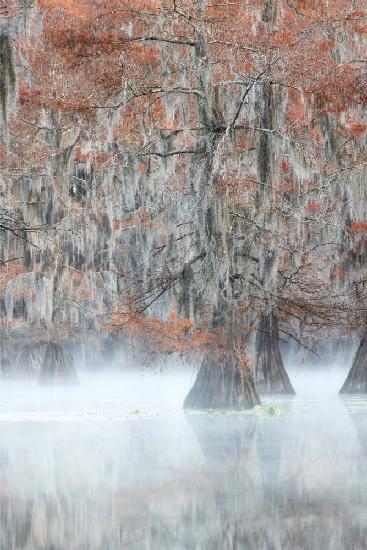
340,336,367,393
183,350,260,410
16,346,43,377
255,313,295,394
39,342,79,385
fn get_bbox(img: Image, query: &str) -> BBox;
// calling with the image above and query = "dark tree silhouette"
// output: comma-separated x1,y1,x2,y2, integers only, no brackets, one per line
39,342,78,384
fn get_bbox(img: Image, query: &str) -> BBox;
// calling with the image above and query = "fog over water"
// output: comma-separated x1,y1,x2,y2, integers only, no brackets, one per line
1,364,367,549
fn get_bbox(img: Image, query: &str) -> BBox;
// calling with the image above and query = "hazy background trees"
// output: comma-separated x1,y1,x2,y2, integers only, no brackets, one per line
0,0,366,402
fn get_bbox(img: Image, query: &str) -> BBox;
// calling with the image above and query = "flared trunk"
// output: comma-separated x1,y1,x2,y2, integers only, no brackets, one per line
183,350,260,410
16,346,43,377
340,336,367,393
39,342,78,384
255,312,294,394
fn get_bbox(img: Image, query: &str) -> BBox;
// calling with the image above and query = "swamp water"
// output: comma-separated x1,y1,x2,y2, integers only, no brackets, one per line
0,367,367,549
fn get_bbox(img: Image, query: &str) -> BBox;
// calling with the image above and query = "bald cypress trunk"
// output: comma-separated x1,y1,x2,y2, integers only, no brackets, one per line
183,350,260,410
16,346,42,377
340,336,367,393
39,342,78,384
255,312,295,394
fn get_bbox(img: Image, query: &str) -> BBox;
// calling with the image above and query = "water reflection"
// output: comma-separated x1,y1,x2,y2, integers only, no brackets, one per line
186,412,258,466
1,370,367,549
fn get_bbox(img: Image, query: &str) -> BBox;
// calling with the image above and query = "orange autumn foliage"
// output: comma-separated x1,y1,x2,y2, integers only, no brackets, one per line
350,222,367,234
347,124,367,137
0,145,7,165
38,0,88,16
307,201,323,212
280,158,291,173
2,0,366,349
330,265,345,280
113,210,166,233
107,308,215,354
18,85,45,106
0,264,24,295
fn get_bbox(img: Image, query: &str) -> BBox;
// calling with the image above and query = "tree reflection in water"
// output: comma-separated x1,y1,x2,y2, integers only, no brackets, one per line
1,371,367,549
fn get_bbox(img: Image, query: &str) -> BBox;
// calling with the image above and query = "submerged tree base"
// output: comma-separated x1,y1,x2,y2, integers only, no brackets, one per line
39,342,79,385
255,312,295,395
183,350,260,410
16,345,43,377
340,336,367,393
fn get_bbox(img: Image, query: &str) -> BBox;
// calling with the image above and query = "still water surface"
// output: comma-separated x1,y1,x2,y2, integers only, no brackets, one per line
1,367,367,549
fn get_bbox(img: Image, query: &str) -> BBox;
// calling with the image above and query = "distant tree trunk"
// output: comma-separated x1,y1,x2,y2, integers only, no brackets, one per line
183,350,260,410
0,357,11,377
255,312,295,394
340,336,367,393
16,346,43,377
39,342,78,384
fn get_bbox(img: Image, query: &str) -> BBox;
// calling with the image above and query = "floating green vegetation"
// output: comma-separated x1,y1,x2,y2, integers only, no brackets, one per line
250,404,283,416
184,407,286,416
266,405,282,417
